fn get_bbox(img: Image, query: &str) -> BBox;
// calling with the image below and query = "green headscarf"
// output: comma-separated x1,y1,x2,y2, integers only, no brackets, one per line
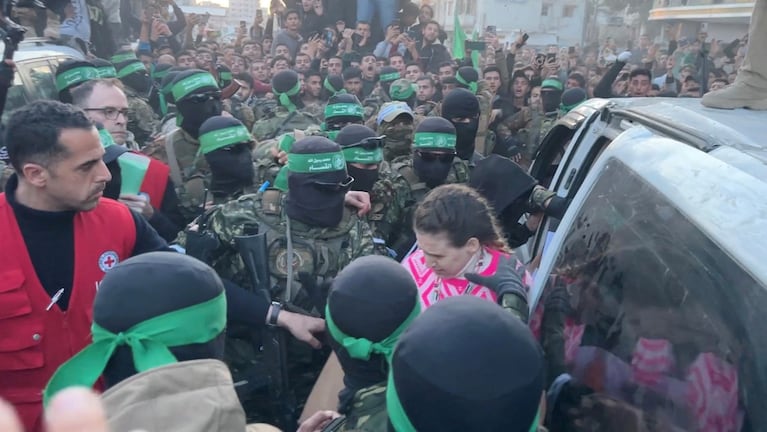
275,81,302,112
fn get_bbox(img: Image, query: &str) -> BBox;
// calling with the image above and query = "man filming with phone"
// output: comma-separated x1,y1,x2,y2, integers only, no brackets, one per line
417,20,450,74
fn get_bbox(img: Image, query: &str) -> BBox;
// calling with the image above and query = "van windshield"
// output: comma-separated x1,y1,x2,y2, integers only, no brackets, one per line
533,158,767,431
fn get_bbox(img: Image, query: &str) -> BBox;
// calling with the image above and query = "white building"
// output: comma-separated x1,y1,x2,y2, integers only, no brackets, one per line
435,0,586,48
227,0,261,27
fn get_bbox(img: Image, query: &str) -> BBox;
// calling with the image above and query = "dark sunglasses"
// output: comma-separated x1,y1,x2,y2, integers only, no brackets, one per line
416,150,455,163
185,91,222,103
345,136,385,151
313,175,355,191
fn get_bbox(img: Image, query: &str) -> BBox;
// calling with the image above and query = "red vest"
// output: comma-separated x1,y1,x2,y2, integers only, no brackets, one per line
135,152,170,209
0,196,136,432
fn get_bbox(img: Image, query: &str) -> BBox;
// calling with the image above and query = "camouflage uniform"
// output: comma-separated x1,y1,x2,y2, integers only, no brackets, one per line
367,161,411,258
252,97,279,121
123,86,160,148
328,383,388,432
251,106,320,143
475,80,495,156
144,127,208,222
362,87,392,125
175,189,378,421
223,97,256,131
302,102,325,120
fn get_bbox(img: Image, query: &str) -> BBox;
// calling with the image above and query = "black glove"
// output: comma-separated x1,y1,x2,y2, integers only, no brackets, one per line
0,61,14,89
465,254,530,322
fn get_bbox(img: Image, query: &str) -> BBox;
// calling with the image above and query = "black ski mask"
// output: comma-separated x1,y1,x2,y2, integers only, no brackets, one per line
412,117,458,188
541,89,563,113
116,60,154,96
286,137,352,228
346,165,378,192
171,70,223,138
205,144,254,198
413,151,453,188
335,124,384,193
442,88,480,161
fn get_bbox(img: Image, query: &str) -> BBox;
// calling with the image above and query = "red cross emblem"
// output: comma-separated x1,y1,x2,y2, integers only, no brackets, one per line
98,251,119,272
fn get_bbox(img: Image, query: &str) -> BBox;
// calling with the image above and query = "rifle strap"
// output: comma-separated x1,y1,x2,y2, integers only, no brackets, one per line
164,131,184,186
285,215,294,303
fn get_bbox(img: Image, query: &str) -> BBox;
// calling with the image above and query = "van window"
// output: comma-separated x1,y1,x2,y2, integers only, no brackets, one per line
25,62,57,101
530,124,578,188
2,72,28,125
533,159,767,431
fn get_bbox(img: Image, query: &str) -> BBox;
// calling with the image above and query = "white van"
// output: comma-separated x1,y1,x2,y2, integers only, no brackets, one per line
527,99,767,431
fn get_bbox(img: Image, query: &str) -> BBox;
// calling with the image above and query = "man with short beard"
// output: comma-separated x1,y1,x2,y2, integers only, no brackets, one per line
417,21,450,74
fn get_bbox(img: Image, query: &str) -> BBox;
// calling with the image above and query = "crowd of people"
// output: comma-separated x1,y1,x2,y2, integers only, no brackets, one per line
0,0,764,430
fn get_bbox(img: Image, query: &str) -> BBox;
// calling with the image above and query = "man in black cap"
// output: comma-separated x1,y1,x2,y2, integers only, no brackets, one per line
251,69,321,142
144,69,223,222
319,255,421,431
387,117,469,258
387,296,545,432
114,58,160,147
199,116,257,204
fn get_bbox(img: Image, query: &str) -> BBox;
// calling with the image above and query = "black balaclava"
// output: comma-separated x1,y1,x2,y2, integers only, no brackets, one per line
441,88,480,161
99,252,227,389
560,87,588,114
541,78,564,114
172,69,223,138
55,59,98,103
115,59,153,96
272,69,304,112
335,124,382,192
412,117,456,189
286,136,351,227
327,256,419,412
200,116,254,199
388,296,545,432
469,154,538,245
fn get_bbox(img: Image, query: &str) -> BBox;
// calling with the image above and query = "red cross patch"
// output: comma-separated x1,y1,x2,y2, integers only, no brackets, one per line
98,251,119,272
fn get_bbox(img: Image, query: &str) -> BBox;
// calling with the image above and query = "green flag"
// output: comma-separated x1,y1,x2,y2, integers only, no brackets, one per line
452,15,466,60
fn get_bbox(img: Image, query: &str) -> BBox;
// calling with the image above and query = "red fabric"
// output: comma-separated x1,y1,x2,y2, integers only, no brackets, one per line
136,153,170,209
0,196,136,432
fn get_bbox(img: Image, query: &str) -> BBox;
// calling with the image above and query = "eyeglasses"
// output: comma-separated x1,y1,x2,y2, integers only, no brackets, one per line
313,176,355,192
416,150,455,163
345,136,385,151
184,91,222,103
83,107,129,120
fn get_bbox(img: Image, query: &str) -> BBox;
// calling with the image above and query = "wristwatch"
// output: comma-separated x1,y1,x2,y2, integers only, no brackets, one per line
267,301,282,327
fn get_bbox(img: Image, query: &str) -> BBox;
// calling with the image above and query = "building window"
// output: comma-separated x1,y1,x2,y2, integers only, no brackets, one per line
542,3,550,16
563,4,576,17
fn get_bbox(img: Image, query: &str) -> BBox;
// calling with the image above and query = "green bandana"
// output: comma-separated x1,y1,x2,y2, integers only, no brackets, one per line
323,77,346,95
172,73,220,102
96,66,117,78
343,146,383,164
386,371,541,432
325,300,419,361
117,61,147,79
55,67,98,91
199,125,252,154
278,133,295,153
152,68,169,81
542,78,564,91
380,72,400,82
325,103,364,120
118,152,150,195
456,73,478,94
111,52,138,63
99,128,116,148
288,151,346,174
413,132,456,150
274,166,289,191
44,291,227,405
275,81,302,112
390,83,415,100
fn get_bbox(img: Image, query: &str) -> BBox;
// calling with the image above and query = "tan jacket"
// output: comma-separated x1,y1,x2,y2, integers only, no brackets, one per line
102,359,251,432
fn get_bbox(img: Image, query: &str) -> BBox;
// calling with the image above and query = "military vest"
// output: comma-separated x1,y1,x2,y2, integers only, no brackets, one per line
322,383,388,432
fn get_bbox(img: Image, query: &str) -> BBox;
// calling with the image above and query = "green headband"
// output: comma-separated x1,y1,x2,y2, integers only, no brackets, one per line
542,79,564,91
325,103,364,120
456,73,478,94
324,78,346,95
96,66,117,78
391,83,415,100
343,146,383,164
99,128,116,148
413,132,456,150
172,73,220,101
200,125,252,154
560,100,584,114
380,72,400,82
219,71,233,82
152,68,169,81
112,52,138,63
117,61,147,79
55,66,98,91
44,291,227,405
386,370,541,432
288,151,346,174
326,299,419,362
275,81,302,112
